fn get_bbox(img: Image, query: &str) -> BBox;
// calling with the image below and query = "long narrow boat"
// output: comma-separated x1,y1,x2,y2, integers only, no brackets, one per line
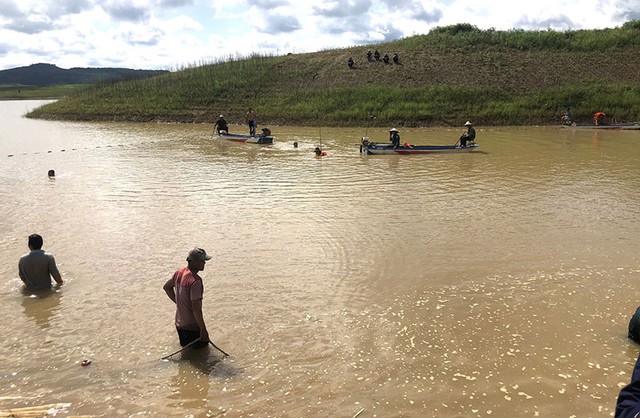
360,137,478,155
561,123,640,130
217,132,273,144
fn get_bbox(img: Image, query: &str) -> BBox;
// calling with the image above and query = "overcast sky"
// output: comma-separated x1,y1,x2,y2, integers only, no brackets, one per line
0,0,638,71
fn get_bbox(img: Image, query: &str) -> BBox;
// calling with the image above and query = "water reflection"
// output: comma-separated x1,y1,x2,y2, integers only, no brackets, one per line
3,101,640,417
20,288,62,329
168,353,212,411
166,347,242,414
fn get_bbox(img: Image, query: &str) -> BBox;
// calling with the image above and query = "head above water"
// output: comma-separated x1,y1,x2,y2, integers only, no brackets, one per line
48,169,55,177
28,234,43,250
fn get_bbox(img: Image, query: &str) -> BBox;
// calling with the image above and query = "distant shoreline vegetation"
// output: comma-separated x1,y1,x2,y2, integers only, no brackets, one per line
25,21,640,127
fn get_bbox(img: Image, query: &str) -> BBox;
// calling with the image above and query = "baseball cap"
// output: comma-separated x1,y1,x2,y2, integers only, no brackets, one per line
187,247,212,262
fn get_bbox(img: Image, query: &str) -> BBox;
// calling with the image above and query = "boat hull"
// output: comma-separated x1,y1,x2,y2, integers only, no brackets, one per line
361,143,479,155
218,133,273,144
561,123,640,130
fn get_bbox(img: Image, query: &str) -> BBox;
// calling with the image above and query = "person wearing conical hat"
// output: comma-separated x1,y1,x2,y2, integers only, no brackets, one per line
389,128,400,148
214,114,228,134
459,121,476,147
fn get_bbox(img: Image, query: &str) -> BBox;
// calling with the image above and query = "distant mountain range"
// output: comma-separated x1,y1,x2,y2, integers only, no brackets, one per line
0,63,168,86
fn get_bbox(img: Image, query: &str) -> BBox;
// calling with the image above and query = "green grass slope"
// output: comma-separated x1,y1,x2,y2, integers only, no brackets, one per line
27,22,640,127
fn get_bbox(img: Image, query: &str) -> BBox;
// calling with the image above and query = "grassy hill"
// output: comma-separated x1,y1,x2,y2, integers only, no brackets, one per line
27,22,640,127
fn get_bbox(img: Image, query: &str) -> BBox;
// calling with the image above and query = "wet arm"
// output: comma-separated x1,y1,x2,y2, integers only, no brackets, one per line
191,299,209,342
49,258,63,286
163,279,176,303
18,259,27,285
52,271,63,286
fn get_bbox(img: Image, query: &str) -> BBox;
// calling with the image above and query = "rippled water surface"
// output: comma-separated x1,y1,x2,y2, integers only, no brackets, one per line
1,100,640,417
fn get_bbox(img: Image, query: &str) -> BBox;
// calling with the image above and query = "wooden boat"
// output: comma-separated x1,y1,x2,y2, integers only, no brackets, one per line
360,137,478,155
217,131,273,144
561,123,640,130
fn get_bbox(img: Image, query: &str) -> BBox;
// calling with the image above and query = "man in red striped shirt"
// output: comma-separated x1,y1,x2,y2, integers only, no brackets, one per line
163,247,212,349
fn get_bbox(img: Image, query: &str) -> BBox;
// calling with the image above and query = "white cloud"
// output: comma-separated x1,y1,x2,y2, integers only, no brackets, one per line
0,0,634,70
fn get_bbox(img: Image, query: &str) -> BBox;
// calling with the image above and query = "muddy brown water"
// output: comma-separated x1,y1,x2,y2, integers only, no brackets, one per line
1,100,640,417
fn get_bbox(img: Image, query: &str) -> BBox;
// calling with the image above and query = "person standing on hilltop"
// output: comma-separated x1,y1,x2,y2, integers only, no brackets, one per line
245,108,257,136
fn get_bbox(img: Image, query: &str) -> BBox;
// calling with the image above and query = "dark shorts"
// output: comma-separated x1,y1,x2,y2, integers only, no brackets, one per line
176,327,208,349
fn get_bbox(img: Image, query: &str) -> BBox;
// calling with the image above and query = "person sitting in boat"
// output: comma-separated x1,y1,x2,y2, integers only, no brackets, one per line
459,121,476,147
389,128,400,148
214,115,228,134
561,108,574,125
260,127,271,137
594,111,606,125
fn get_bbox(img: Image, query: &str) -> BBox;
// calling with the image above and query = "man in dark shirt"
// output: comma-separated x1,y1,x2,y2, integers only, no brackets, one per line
616,353,640,417
214,115,229,134
460,121,476,147
18,234,63,290
389,128,400,148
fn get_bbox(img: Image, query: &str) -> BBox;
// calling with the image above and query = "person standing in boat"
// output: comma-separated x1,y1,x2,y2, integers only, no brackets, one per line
214,115,228,134
389,128,401,148
163,247,213,350
459,121,476,147
19,234,64,291
245,108,257,136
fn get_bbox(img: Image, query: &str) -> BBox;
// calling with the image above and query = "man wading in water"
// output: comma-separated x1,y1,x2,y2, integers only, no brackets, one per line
163,248,212,349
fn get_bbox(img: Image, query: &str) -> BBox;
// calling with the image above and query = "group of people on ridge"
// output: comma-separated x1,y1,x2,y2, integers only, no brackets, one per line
366,49,399,64
349,50,399,68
